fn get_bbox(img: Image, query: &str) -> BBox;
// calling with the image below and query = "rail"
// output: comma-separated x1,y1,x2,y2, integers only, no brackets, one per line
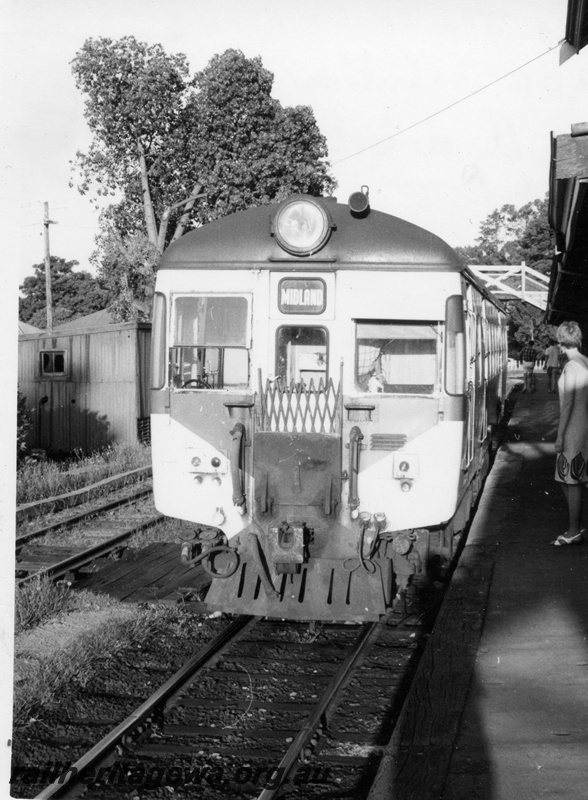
35,615,259,799
16,485,154,547
16,465,152,523
16,512,164,587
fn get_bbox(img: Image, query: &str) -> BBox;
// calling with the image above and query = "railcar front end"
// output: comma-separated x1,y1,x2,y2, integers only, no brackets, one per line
150,193,506,621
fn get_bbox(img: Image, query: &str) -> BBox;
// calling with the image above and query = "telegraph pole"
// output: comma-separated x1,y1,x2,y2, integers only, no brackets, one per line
43,202,57,332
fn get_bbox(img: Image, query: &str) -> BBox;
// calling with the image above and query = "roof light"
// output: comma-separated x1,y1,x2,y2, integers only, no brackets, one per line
273,198,332,255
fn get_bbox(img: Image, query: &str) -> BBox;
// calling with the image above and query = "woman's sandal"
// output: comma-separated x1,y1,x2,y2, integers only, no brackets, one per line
551,531,584,546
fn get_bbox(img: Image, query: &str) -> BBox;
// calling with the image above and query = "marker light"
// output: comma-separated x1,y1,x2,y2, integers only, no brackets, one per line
273,198,332,255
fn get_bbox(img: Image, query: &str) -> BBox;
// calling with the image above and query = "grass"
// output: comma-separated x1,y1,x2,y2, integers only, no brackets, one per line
16,443,152,506
13,604,193,730
14,577,119,635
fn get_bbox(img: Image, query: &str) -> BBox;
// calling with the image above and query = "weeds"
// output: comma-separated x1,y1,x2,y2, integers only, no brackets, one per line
13,605,192,729
16,443,151,506
14,578,120,635
15,579,71,634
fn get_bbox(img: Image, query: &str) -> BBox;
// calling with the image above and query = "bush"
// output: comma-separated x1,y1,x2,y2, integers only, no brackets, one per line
16,391,32,463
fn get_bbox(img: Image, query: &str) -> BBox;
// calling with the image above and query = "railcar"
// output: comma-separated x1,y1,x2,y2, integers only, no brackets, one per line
150,191,507,621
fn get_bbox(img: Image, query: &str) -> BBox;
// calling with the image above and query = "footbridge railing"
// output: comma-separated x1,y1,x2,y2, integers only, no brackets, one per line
468,262,549,310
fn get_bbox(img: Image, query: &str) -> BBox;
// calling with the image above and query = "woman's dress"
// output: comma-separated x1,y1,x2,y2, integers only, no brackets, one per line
555,359,588,484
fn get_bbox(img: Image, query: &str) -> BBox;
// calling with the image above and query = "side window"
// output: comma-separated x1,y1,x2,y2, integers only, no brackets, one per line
171,296,250,390
276,326,328,385
150,292,166,389
40,350,67,378
355,321,439,394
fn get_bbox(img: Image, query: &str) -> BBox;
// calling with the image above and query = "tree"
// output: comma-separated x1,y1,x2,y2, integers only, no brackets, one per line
71,40,336,320
455,197,551,271
70,37,198,252
19,257,109,328
455,197,554,353
95,232,159,322
188,49,335,225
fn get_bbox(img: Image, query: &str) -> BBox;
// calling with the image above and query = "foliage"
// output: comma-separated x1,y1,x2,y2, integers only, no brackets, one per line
455,197,554,351
70,36,194,250
16,391,32,462
455,197,551,272
188,49,335,225
71,39,336,320
95,229,158,322
19,257,108,328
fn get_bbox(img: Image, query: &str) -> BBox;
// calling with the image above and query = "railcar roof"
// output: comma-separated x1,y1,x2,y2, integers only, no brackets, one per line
158,196,463,271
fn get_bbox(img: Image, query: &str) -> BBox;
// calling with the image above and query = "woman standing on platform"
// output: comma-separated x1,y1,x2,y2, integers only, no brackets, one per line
552,320,588,546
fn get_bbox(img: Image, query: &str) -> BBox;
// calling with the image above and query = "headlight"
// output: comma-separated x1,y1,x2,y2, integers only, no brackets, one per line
273,198,332,255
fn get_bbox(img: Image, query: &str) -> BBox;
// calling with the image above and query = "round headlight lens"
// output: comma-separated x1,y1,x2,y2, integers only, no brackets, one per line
274,199,331,255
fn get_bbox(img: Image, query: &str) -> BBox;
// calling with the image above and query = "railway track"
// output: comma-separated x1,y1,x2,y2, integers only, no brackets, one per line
15,476,163,587
31,588,439,800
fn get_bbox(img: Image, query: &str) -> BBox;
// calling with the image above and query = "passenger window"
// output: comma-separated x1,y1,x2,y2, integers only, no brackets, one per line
276,326,328,385
355,321,438,394
171,296,250,390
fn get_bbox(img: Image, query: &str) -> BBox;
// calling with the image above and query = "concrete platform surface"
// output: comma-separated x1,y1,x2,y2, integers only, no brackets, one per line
369,371,588,799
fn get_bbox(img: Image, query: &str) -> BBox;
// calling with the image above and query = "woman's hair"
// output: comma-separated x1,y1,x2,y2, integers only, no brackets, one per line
556,320,583,349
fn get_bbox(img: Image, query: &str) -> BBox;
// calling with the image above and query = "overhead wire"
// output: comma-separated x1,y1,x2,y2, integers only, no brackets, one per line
332,39,564,166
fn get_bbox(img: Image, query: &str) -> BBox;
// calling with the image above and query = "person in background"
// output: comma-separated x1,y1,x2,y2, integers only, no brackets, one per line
519,338,538,393
544,339,561,393
552,320,588,545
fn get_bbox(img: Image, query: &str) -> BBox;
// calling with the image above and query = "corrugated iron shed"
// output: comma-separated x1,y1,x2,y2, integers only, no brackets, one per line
18,310,151,454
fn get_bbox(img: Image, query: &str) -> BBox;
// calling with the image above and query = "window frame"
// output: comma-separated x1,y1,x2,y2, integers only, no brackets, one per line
169,293,252,391
171,293,251,348
39,349,68,379
275,324,330,386
354,319,441,396
169,344,250,391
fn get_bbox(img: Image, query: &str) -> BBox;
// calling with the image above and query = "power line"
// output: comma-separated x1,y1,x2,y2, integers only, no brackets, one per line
332,39,563,166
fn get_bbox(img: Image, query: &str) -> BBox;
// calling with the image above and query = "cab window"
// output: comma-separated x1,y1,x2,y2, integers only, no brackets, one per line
355,321,438,394
171,296,249,389
276,326,328,386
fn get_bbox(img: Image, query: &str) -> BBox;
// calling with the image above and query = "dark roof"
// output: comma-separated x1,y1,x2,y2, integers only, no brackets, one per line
159,196,462,272
52,309,118,332
18,320,43,334
18,309,151,339
546,124,588,326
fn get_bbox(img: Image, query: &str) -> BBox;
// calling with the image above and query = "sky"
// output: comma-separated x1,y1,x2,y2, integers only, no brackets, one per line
2,0,587,290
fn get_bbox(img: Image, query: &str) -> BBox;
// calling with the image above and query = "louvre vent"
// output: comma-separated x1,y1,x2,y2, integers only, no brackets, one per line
370,433,407,451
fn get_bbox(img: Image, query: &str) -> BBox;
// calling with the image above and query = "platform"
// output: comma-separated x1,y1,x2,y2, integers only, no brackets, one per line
369,369,588,799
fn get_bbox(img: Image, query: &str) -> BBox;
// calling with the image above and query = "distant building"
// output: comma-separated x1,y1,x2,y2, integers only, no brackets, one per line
18,310,151,454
